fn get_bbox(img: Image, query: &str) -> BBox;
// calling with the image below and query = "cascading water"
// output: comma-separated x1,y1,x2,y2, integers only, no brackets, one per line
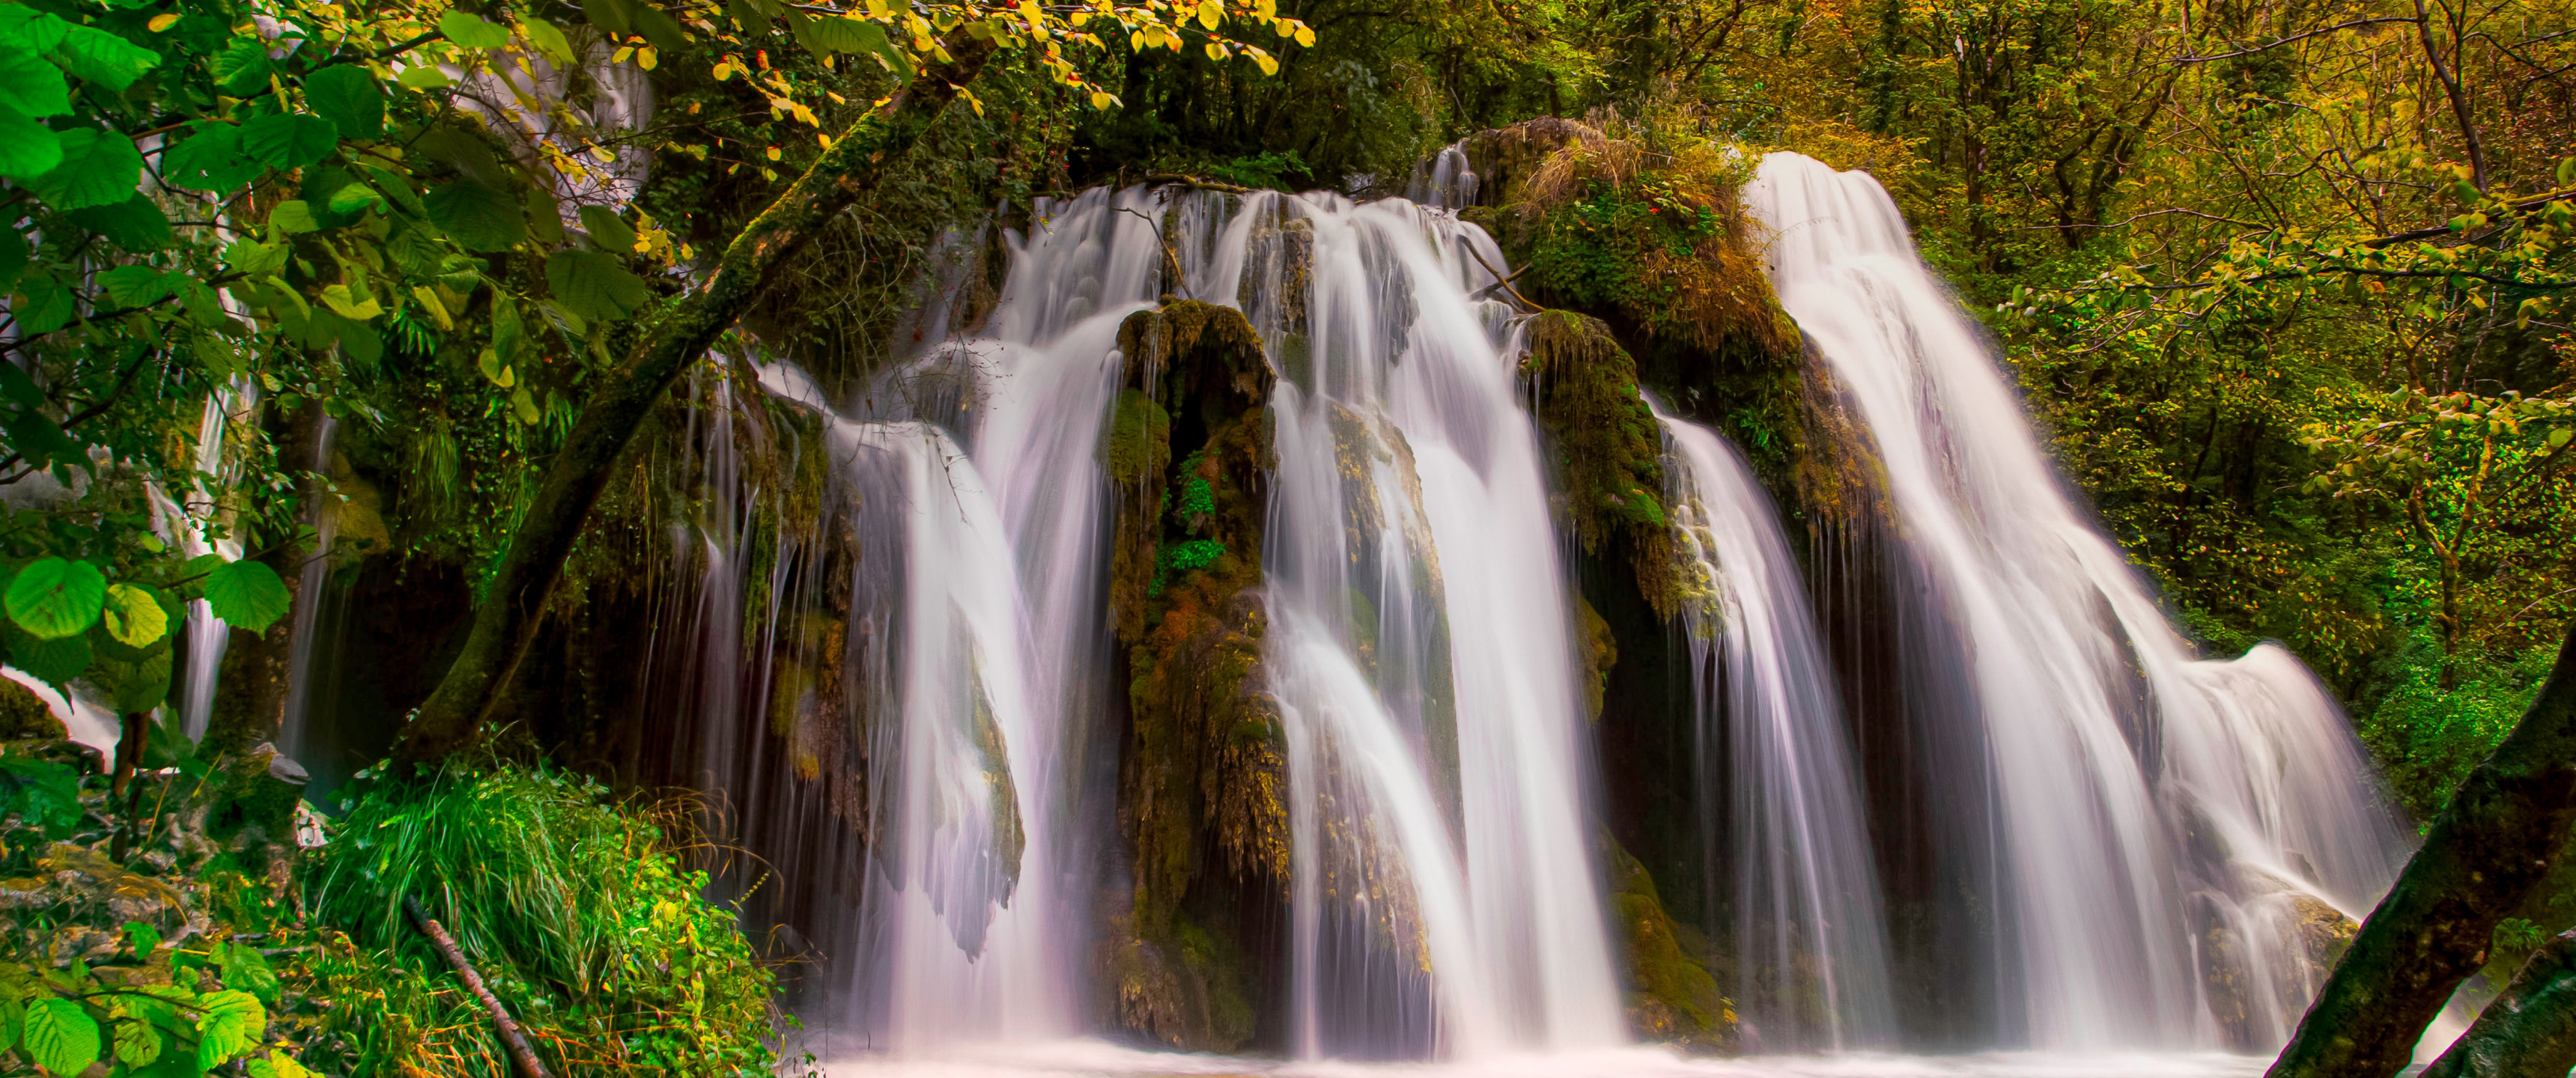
1653,401,1895,1052
1254,194,1623,1058
1745,153,2409,1050
759,182,1625,1062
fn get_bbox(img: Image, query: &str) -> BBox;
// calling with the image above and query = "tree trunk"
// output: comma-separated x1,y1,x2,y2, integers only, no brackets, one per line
2268,620,2576,1078
386,38,999,770
2421,930,2576,1078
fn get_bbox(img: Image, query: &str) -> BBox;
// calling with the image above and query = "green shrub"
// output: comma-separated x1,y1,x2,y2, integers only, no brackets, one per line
303,765,783,1077
2362,636,2560,820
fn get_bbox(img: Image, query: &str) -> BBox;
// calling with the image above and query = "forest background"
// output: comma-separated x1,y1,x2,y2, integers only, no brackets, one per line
0,0,2569,1068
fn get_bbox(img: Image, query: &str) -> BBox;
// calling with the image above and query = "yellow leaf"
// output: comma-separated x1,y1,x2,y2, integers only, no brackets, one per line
1294,24,1313,46
146,12,179,31
319,284,382,320
511,386,539,424
1252,50,1277,75
637,46,657,70
496,365,515,389
1257,0,1276,16
765,145,782,160
1090,90,1116,109
1130,29,1145,49
1197,0,1221,29
712,60,733,80
1275,19,1295,37
1206,41,1224,60
411,286,455,330
102,585,167,648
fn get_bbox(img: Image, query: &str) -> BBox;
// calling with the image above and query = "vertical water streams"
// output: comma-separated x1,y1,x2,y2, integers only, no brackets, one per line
1746,153,2409,1050
1253,195,1623,1057
1653,402,1895,1051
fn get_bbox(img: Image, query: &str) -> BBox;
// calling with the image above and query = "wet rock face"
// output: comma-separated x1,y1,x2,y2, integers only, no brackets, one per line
1106,301,1288,1053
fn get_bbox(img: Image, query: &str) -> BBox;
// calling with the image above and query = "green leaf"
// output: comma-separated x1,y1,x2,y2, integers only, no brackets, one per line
193,990,264,1069
101,583,168,648
0,43,70,117
790,14,909,76
425,180,526,252
201,561,290,632
122,922,162,956
31,128,144,210
395,64,450,89
98,265,174,306
219,943,281,1003
326,180,386,216
577,204,637,252
11,274,76,334
22,997,100,1076
582,0,637,38
225,237,288,275
53,24,161,90
520,18,576,64
91,643,171,713
627,1,690,50
239,112,338,169
0,7,70,53
546,249,649,322
112,1017,159,1066
0,109,61,177
67,195,173,252
212,35,272,96
6,559,106,640
438,10,511,48
267,200,321,235
162,123,262,192
303,65,383,140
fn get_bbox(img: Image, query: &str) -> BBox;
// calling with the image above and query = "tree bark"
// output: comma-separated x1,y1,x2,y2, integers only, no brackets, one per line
2268,621,2576,1078
2422,930,2576,1078
386,39,998,770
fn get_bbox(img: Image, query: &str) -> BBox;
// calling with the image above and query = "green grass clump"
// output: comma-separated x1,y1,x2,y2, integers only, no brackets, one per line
303,765,783,1077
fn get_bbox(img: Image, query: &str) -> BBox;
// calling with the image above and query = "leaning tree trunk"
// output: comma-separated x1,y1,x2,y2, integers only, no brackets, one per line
2269,621,2576,1078
387,38,999,770
2421,929,2576,1078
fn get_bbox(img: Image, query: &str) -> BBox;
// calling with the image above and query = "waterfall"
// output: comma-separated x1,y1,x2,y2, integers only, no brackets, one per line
1745,153,2410,1050
759,183,1623,1060
1653,401,1895,1051
1252,194,1624,1058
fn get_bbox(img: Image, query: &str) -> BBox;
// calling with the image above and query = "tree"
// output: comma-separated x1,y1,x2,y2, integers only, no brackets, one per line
2268,620,2576,1077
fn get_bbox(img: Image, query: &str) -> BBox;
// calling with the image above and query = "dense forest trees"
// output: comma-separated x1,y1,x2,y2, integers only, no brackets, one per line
0,0,2569,1068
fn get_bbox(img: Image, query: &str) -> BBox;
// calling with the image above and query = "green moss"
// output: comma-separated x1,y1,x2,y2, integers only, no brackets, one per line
1105,388,1174,486
1608,841,1734,1049
1523,309,1685,617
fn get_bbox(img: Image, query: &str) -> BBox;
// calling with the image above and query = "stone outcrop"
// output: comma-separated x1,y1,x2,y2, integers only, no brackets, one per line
1105,300,1289,1052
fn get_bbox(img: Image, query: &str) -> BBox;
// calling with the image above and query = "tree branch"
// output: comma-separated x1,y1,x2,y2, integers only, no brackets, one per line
2267,621,2576,1078
386,36,1002,770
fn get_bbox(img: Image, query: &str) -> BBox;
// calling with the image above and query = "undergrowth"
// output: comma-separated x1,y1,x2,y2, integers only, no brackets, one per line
304,765,788,1077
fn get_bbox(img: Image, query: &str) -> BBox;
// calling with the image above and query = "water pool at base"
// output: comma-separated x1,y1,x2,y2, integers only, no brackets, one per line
827,1042,2274,1078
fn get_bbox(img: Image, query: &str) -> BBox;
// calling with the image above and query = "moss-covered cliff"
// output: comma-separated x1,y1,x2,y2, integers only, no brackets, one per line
1102,300,1292,1052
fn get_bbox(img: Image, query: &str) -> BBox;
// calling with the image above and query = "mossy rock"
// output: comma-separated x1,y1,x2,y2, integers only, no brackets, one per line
1609,840,1734,1049
0,680,65,740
